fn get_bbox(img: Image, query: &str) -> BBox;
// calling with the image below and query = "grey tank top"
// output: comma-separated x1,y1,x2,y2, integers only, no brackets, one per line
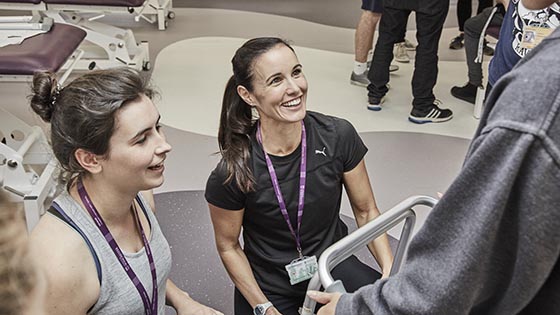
52,191,172,315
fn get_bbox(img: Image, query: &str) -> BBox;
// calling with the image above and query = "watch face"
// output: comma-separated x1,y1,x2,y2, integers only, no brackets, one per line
254,305,265,315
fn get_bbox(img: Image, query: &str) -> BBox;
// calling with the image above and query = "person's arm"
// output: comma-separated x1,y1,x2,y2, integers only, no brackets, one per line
29,215,100,315
342,159,393,278
165,279,224,315
208,204,282,315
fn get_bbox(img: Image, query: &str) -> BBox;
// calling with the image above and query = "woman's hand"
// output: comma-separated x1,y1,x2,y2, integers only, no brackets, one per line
307,291,341,315
265,306,283,315
166,280,223,315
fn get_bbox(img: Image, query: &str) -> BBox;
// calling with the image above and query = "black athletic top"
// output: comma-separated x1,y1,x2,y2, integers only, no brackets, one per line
205,111,368,296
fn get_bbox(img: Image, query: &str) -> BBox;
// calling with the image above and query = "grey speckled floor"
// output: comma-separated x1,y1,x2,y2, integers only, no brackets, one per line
154,191,232,314
155,191,399,315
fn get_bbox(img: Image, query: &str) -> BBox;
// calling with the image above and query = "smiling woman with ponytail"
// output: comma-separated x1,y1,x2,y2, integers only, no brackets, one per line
205,37,393,315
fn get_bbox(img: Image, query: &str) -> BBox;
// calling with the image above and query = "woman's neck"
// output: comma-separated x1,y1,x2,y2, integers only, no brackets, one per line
71,176,137,226
259,120,302,156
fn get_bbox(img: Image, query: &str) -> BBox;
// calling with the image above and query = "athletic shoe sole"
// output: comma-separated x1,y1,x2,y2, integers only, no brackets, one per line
408,114,453,124
367,97,385,111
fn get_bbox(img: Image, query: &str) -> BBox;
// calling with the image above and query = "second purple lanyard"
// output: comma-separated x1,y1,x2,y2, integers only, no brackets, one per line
257,121,307,257
77,179,158,315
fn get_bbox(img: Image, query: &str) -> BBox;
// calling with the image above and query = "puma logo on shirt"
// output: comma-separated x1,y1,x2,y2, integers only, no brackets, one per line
315,147,327,156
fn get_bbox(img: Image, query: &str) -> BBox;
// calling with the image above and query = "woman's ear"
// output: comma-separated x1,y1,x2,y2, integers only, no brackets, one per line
237,85,256,106
74,148,103,174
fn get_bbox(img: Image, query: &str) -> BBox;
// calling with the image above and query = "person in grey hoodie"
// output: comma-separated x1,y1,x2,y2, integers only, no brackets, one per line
307,0,560,313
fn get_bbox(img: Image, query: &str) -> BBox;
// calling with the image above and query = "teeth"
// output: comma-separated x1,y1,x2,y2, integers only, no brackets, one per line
150,162,163,169
282,98,301,107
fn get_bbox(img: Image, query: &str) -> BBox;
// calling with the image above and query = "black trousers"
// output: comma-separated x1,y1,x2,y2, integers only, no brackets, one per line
234,255,381,315
457,0,494,31
367,0,449,112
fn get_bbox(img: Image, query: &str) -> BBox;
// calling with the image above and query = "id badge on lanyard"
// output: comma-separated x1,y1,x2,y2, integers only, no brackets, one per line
521,25,553,49
257,121,318,286
285,255,318,285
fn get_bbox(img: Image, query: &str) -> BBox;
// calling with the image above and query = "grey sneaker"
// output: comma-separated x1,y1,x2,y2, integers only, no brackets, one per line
350,71,369,87
394,42,410,63
351,69,397,87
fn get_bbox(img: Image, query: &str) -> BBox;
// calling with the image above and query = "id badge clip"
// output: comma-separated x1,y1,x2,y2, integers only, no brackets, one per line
285,255,318,285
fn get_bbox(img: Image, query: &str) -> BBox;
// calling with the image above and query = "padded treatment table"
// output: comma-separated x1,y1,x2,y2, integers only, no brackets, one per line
0,23,86,74
43,0,143,6
0,0,41,3
41,0,172,30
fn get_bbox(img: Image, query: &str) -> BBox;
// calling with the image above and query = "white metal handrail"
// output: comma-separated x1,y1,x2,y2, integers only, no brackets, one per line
300,195,438,315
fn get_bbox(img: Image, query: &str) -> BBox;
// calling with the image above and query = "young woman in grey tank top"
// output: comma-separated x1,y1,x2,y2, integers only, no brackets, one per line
27,68,223,315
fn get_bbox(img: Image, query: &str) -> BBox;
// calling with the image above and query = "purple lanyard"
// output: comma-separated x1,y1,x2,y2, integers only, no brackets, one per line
256,121,307,257
77,179,158,315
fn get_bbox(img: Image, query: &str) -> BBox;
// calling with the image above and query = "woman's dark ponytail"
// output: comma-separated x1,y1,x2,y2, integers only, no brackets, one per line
218,76,255,193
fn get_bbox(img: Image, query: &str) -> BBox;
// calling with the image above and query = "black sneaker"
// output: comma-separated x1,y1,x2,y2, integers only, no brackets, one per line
409,104,453,124
483,42,494,56
449,34,464,50
367,96,385,111
451,82,478,104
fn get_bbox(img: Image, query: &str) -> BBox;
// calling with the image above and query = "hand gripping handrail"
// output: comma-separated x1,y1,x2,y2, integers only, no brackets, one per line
300,195,438,315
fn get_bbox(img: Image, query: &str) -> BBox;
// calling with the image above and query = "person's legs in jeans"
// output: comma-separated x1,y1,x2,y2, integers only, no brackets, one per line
411,8,447,111
393,12,413,63
409,3,454,123
366,6,409,109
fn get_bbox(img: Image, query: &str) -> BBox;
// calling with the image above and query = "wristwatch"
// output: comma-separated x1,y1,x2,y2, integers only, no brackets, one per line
253,301,273,315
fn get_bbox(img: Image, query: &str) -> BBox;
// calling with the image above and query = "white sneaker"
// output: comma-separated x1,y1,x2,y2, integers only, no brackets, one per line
394,43,410,63
403,39,416,51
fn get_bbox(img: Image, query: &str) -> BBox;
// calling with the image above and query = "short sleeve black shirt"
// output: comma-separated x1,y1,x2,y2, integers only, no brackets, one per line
205,111,367,296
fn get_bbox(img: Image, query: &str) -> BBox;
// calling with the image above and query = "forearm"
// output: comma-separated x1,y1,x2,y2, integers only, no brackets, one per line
219,245,269,308
165,279,195,311
368,235,393,276
354,208,393,275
